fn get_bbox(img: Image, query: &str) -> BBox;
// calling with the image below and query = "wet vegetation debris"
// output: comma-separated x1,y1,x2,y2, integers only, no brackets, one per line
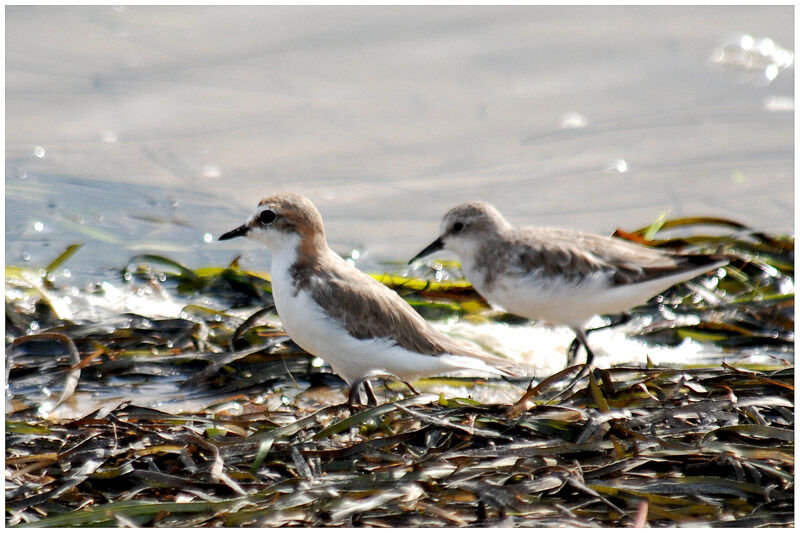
5,215,794,527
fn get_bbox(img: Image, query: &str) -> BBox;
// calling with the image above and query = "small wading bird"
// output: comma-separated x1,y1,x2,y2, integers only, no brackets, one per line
409,201,728,367
219,193,520,404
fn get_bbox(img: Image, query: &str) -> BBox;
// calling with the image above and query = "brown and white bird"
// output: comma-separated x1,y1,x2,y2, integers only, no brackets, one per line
410,201,728,366
219,193,518,390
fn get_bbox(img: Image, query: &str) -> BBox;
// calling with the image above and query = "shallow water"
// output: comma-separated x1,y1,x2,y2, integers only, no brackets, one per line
6,5,794,282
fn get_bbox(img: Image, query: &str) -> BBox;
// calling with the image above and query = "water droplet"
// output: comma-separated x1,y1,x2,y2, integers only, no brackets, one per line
201,164,221,179
280,394,291,406
739,34,754,51
33,221,44,232
29,320,40,331
203,233,213,243
17,169,27,179
123,272,132,281
559,112,588,129
763,96,794,112
758,38,775,56
779,277,793,294
214,314,222,322
33,146,46,158
611,159,629,173
62,269,71,278
311,357,325,368
350,249,361,260
21,251,31,261
775,49,794,68
764,64,779,81
158,273,167,282
731,170,746,184
101,130,118,143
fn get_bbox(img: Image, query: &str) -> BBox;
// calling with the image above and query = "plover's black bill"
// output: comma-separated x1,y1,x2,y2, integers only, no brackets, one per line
408,236,445,264
219,224,249,241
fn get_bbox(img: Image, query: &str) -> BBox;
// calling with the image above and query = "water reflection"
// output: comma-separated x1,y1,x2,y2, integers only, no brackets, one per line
711,33,794,83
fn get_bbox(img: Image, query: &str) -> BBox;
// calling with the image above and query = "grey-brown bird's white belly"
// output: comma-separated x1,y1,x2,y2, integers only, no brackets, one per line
476,269,615,327
464,261,717,328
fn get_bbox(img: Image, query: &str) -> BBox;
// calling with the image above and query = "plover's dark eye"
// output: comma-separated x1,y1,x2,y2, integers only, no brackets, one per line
258,209,277,225
452,221,464,233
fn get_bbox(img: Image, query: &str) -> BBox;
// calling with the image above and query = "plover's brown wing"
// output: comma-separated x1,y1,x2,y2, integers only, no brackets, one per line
566,230,728,285
508,227,726,286
303,257,523,376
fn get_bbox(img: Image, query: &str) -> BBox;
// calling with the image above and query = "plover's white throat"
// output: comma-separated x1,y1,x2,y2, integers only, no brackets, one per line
410,201,728,366
219,193,519,391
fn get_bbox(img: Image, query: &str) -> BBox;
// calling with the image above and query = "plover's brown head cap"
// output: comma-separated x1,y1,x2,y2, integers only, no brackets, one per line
409,201,511,263
219,193,326,254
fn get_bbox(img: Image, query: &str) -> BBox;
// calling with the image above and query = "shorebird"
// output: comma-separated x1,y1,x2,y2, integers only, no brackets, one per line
219,193,519,401
410,201,728,367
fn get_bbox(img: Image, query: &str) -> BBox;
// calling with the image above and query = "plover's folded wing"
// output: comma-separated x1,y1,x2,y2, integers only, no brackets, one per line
569,231,729,285
508,227,727,287
307,259,524,376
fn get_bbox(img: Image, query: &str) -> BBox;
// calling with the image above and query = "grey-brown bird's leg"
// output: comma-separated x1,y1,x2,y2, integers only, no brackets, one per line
347,377,379,407
567,338,581,366
568,313,633,365
347,370,419,408
571,327,595,368
552,328,600,404
364,380,379,406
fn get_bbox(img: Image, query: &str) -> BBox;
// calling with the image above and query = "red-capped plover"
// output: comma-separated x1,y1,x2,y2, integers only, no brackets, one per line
219,194,519,400
410,201,728,367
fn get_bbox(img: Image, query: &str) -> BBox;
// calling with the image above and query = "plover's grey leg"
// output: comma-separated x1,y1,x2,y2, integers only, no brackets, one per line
569,327,595,368
347,369,419,407
548,327,596,403
347,377,379,407
567,312,635,365
363,380,379,406
567,337,581,366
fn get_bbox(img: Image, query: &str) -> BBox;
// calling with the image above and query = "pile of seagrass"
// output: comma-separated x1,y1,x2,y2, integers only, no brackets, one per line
5,217,794,527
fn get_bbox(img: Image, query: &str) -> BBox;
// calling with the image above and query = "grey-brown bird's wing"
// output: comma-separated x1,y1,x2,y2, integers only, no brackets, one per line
295,255,522,376
505,227,724,287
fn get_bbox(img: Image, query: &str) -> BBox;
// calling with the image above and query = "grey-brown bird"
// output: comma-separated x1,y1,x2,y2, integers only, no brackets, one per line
410,201,728,365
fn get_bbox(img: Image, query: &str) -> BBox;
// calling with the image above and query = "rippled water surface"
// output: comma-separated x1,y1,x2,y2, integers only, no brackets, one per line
6,5,793,282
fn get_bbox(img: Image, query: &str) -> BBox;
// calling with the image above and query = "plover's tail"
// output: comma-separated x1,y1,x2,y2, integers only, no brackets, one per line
438,351,527,379
675,253,730,271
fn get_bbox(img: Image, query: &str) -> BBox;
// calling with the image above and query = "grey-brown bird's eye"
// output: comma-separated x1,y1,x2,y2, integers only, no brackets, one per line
452,221,464,233
258,209,277,225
